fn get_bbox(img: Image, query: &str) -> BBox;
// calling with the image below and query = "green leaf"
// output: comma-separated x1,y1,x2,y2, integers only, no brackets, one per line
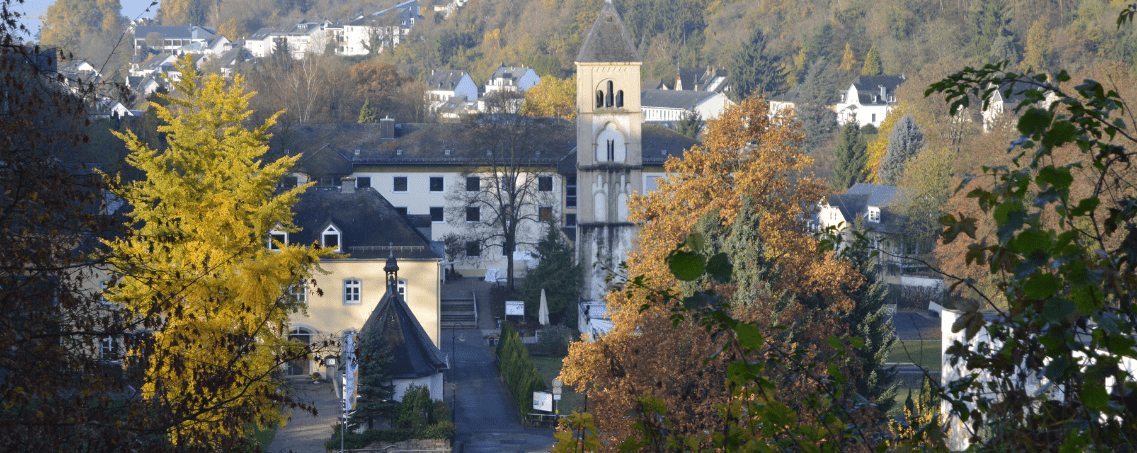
1082,381,1109,411
1041,297,1075,322
735,322,765,350
1026,274,1061,300
668,250,705,281
1017,107,1052,136
705,253,733,283
686,232,705,252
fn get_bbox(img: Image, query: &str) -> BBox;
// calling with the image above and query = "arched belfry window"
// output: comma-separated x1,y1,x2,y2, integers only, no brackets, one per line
616,90,624,108
596,90,604,108
605,81,614,107
595,123,626,163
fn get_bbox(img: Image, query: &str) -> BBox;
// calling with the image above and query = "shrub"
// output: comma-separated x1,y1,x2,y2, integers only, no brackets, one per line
535,324,573,356
495,324,547,415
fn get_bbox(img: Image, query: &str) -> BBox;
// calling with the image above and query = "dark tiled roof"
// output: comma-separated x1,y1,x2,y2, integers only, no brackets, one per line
576,1,640,63
295,146,353,176
290,187,440,260
426,70,469,91
845,183,901,207
134,25,216,40
676,67,699,90
642,124,698,165
489,64,531,83
770,85,802,103
358,283,448,379
641,89,719,110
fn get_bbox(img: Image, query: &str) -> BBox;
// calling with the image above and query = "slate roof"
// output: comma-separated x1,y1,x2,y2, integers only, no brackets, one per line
290,187,440,260
489,64,531,83
847,75,906,106
823,183,903,232
576,1,640,63
134,25,216,41
426,70,469,91
641,89,719,110
358,278,449,379
845,183,901,207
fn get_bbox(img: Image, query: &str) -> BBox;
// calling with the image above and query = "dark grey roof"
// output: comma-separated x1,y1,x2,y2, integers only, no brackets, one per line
358,280,448,379
848,75,906,106
489,64,532,83
641,89,719,110
134,25,216,40
290,187,440,260
845,183,901,207
770,85,802,103
295,146,353,176
576,1,640,63
426,70,469,91
676,67,699,90
642,124,698,165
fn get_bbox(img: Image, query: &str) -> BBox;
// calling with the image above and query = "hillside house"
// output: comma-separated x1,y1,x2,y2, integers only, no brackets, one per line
483,64,541,95
426,70,478,112
834,75,907,128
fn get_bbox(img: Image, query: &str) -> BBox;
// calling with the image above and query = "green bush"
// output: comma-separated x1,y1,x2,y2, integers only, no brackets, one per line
495,324,547,415
535,324,573,356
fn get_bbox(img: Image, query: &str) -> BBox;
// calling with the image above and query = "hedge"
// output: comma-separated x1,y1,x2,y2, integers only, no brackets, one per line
495,324,547,416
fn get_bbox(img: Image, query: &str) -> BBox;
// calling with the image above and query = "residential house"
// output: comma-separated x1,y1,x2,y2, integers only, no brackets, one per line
340,0,421,56
834,74,907,128
980,79,1059,132
90,100,139,120
425,70,478,113
284,183,443,378
641,89,733,123
674,66,729,93
133,26,217,55
768,85,802,117
483,64,541,95
355,261,448,401
246,20,338,60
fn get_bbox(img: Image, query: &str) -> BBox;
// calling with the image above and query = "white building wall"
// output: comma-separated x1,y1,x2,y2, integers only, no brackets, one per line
393,372,444,401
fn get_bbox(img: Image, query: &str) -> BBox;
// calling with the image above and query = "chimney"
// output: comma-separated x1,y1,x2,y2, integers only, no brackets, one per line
341,176,356,194
880,85,886,100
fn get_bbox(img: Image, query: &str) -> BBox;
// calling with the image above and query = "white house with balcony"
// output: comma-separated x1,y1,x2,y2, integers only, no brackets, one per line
483,64,541,95
834,75,907,128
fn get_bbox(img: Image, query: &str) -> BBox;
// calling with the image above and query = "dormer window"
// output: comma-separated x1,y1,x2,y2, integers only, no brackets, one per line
867,207,881,223
322,225,341,251
268,229,288,251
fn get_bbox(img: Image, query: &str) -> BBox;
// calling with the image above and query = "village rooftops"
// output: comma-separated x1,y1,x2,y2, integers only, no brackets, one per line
427,70,471,91
290,186,441,260
358,278,448,379
641,89,721,110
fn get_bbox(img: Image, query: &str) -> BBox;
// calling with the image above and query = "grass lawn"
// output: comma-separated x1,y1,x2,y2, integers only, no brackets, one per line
888,340,942,372
250,423,277,452
531,355,584,415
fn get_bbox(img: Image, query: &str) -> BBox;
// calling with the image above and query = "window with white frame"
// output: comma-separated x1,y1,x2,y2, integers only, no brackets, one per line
290,282,306,303
466,176,480,191
99,280,112,305
343,279,361,304
322,225,341,251
100,336,118,360
867,207,880,223
398,278,407,299
268,229,287,251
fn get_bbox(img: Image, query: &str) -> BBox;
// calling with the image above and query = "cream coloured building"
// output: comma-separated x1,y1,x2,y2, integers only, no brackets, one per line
283,184,443,377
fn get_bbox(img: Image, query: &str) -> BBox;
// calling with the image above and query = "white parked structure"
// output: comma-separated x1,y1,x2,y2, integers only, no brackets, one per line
834,74,907,128
641,89,733,122
483,64,541,95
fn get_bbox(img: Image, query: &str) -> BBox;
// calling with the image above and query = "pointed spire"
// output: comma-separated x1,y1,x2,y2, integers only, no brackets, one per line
384,242,399,290
576,1,640,63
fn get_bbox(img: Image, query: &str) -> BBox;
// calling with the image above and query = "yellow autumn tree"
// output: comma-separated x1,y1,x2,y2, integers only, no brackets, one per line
104,56,330,449
560,98,866,449
521,75,576,120
864,104,906,183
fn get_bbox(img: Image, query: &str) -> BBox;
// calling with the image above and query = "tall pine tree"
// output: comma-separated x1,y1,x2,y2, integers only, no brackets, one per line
359,99,377,123
351,332,397,430
862,44,883,76
725,27,787,102
797,59,840,151
878,114,925,185
520,221,582,327
832,122,868,190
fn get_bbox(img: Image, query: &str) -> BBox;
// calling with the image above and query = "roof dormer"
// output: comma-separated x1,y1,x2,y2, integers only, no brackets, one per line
866,206,881,223
322,224,342,252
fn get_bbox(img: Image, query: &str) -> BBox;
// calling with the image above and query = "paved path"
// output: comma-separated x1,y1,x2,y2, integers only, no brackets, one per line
446,327,556,453
265,380,342,453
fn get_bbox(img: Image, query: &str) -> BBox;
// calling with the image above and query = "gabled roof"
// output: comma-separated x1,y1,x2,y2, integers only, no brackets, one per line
488,64,533,84
295,146,353,176
676,67,700,90
641,89,720,110
290,187,440,260
426,70,470,91
576,1,640,63
358,279,448,379
850,75,906,93
845,183,901,207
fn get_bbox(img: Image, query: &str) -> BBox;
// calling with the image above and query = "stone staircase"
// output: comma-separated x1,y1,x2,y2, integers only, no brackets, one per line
441,291,477,329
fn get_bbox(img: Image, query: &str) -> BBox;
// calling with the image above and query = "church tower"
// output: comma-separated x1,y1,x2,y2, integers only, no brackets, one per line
575,1,642,303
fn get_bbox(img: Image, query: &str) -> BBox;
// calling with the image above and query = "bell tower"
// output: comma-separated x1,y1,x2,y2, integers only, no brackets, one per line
575,0,642,303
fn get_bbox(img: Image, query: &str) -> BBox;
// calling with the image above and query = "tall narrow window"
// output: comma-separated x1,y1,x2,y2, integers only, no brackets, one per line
615,90,623,108
596,90,604,108
100,337,118,360
566,176,577,208
343,279,361,304
397,278,407,299
607,140,615,161
605,81,613,107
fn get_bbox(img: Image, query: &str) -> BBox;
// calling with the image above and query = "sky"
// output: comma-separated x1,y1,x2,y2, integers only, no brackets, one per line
12,0,158,41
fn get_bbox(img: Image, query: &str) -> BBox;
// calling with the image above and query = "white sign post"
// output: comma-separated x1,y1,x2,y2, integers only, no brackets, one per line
533,391,553,412
506,301,524,319
551,378,563,414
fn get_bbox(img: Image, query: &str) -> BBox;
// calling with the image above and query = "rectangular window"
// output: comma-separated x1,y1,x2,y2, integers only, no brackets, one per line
500,175,514,189
538,176,553,192
397,279,407,299
466,176,480,192
466,206,480,222
429,176,444,192
395,207,408,216
566,176,577,208
393,176,408,192
343,279,361,304
100,337,118,360
323,232,339,249
290,283,306,303
465,241,480,257
356,176,371,188
645,175,661,193
429,206,444,222
269,231,287,251
539,206,553,222
565,213,577,227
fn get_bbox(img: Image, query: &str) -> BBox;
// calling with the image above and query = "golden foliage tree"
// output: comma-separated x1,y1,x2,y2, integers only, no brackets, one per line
560,98,867,449
105,56,329,448
522,75,576,120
